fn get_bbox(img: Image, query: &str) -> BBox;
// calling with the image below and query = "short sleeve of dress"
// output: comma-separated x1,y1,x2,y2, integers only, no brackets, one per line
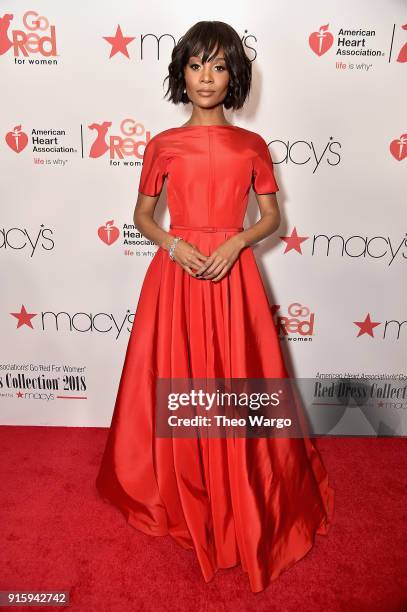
138,137,166,196
251,136,279,194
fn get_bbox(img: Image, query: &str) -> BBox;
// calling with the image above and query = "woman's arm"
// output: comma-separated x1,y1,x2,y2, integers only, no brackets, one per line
134,193,209,275
133,192,174,251
236,192,281,249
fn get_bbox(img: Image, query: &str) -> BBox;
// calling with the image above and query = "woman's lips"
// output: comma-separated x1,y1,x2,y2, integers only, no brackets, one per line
197,91,215,96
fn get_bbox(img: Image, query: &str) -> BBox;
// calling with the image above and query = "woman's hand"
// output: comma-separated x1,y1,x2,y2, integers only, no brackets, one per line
170,238,209,276
194,235,246,282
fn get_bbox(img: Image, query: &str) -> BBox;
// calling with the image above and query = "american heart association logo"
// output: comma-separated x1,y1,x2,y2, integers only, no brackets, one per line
309,24,334,56
389,134,407,160
98,220,120,245
5,125,28,153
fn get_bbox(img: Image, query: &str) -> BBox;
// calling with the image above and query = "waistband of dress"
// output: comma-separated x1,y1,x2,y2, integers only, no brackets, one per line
170,224,244,233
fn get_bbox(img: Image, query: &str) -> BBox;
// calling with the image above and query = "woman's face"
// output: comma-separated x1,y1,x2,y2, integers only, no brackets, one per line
183,47,230,108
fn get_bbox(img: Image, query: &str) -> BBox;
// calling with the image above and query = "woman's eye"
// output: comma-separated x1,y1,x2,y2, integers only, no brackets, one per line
188,63,226,71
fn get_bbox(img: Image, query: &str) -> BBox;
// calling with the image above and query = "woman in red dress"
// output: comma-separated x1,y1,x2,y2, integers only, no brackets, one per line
96,20,334,593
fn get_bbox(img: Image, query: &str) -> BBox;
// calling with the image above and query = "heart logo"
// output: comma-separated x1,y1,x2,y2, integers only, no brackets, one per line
396,24,407,62
389,134,407,160
5,125,28,153
98,220,120,245
309,24,334,56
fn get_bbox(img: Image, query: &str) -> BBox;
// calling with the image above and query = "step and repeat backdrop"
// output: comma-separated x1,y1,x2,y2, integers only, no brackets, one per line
1,2,406,427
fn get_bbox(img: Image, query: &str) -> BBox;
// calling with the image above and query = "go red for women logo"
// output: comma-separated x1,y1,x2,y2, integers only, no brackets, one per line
273,303,315,338
0,11,57,57
88,119,151,162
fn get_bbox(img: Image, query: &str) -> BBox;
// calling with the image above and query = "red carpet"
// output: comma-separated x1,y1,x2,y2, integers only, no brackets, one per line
0,426,406,611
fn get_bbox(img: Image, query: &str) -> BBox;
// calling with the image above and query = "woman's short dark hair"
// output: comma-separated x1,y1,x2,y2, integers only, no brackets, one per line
163,21,252,110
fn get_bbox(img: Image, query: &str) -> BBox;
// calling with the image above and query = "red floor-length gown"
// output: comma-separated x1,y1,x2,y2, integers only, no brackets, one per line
96,125,335,593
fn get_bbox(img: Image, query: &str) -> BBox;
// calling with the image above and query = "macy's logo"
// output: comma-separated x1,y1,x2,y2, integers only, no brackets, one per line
280,227,407,266
10,305,135,339
0,11,57,57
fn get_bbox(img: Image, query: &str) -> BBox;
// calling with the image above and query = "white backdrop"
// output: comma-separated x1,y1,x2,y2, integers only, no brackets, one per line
1,1,406,426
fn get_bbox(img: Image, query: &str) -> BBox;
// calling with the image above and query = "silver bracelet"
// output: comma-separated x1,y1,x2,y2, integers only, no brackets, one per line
169,236,182,261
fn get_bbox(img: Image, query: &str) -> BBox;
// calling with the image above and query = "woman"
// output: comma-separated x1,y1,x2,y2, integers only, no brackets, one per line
96,20,334,593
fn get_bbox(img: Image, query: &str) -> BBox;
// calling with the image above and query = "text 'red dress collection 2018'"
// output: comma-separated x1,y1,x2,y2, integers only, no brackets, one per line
96,125,335,593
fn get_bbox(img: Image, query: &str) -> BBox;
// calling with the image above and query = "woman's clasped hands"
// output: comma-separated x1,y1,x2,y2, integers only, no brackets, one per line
169,236,244,282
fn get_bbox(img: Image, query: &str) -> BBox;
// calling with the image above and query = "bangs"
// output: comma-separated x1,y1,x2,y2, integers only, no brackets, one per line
187,29,226,65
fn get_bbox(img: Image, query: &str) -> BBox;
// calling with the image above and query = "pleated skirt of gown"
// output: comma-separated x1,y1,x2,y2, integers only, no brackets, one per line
96,227,335,593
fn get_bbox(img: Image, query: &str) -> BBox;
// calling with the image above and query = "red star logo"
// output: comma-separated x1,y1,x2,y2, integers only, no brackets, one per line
354,313,381,338
280,226,309,254
103,25,135,58
16,391,24,398
10,304,37,329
